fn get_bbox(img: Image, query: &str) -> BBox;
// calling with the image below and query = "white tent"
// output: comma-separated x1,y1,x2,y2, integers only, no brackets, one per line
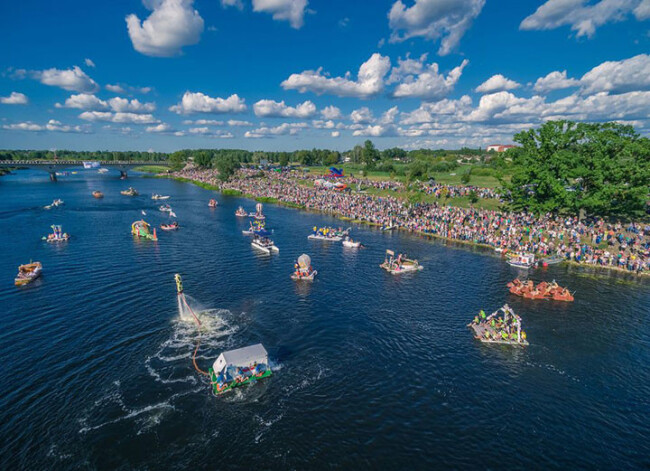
212,343,268,373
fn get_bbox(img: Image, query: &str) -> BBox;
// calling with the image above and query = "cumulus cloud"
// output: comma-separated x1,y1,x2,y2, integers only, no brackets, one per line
388,0,486,55
228,119,253,126
520,0,647,38
353,124,397,137
331,131,340,137
533,70,580,93
30,66,99,93
350,107,374,123
169,91,247,114
126,0,204,57
146,123,174,133
182,119,224,125
281,53,391,98
106,83,152,94
56,94,156,113
0,92,28,105
79,111,160,124
321,105,342,119
475,74,521,93
391,56,468,99
84,58,96,68
399,96,473,124
244,122,307,138
253,99,317,118
252,0,308,28
2,119,86,133
579,53,650,94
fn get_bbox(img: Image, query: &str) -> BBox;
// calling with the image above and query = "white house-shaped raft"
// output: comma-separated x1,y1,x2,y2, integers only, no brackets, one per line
212,343,269,374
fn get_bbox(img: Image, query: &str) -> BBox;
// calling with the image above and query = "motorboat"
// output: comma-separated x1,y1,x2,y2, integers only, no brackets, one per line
120,187,138,196
42,225,70,242
131,220,158,241
308,233,342,242
342,236,361,248
251,235,279,254
467,304,529,346
208,199,218,208
235,206,248,217
152,194,170,200
380,249,422,274
507,253,535,269
92,191,104,198
44,199,64,209
159,204,172,212
15,262,42,286
291,254,317,281
160,222,179,231
208,344,272,395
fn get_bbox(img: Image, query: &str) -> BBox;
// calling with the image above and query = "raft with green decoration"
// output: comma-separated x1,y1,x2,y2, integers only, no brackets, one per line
209,344,272,395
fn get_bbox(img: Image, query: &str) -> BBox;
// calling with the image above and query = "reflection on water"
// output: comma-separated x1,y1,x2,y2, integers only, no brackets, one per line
0,169,649,470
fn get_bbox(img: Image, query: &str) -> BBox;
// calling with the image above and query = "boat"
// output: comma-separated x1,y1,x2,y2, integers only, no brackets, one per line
160,222,179,231
235,206,248,217
507,253,535,269
92,191,104,198
380,249,422,274
15,262,42,286
540,255,564,266
83,161,100,169
291,254,317,281
120,187,138,196
208,344,272,395
308,226,348,241
342,236,361,248
208,199,218,208
508,279,574,302
159,204,172,212
250,203,265,220
44,199,64,209
467,304,529,346
381,225,397,231
152,194,170,200
242,221,272,236
42,225,70,242
131,220,158,241
251,235,279,254
98,168,109,174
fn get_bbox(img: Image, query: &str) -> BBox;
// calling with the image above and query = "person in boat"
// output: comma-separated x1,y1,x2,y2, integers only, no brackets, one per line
479,309,486,322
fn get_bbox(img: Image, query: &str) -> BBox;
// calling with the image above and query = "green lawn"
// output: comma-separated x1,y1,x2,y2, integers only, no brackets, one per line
132,165,169,174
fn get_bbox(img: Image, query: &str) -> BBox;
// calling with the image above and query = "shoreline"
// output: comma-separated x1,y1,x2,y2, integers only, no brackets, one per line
160,174,649,278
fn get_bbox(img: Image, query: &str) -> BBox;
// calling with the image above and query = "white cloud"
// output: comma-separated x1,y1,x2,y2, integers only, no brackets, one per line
252,0,308,28
388,0,486,55
106,83,152,94
126,0,204,57
475,74,521,93
169,91,247,114
108,97,156,113
350,107,374,123
146,123,174,133
579,53,650,94
182,119,224,125
253,99,316,118
391,57,468,99
312,119,335,129
244,122,307,138
399,96,473,125
2,119,85,133
84,58,96,68
281,53,391,98
221,0,243,9
380,106,399,124
331,131,340,137
79,111,160,124
320,105,342,119
188,127,234,137
353,124,396,137
31,66,99,93
0,92,28,105
533,70,580,93
55,94,156,113
228,119,253,126
106,84,126,94
520,0,646,38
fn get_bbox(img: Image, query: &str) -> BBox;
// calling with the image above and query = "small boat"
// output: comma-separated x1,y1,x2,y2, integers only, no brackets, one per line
342,237,361,248
152,194,170,200
15,261,42,286
291,254,317,281
540,255,564,266
380,249,422,274
131,220,158,241
121,187,138,196
92,191,104,199
508,279,574,302
308,233,342,241
44,199,64,210
209,344,272,395
381,225,397,231
507,253,535,269
160,221,179,231
251,235,279,254
467,304,528,346
208,199,218,208
242,221,272,236
250,202,265,220
98,168,109,174
235,206,248,217
42,225,70,242
159,204,172,212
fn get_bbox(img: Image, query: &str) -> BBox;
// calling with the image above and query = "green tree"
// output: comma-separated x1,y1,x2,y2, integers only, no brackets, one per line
215,157,240,181
361,140,379,168
194,151,213,168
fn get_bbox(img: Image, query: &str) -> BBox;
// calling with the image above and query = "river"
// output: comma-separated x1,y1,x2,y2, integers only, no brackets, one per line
0,169,648,470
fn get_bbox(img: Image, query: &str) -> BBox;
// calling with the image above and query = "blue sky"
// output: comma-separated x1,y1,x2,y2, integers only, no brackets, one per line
1,0,649,152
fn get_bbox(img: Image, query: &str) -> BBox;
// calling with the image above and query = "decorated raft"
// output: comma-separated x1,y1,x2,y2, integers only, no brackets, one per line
380,249,422,274
291,254,317,281
468,304,528,346
209,344,272,395
507,279,574,301
131,220,158,241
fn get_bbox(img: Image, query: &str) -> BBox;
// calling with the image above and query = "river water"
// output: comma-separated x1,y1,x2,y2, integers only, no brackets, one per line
0,169,648,470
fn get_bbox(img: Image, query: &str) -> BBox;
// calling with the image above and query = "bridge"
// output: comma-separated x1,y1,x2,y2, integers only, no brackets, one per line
0,160,169,181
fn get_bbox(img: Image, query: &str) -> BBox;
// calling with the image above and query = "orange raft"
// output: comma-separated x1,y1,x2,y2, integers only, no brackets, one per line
507,279,574,302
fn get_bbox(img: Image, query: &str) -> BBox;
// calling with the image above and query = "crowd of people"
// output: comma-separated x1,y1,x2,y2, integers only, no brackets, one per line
175,166,650,274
